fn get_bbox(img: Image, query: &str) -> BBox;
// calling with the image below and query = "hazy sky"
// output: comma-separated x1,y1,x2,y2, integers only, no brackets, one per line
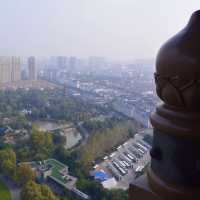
0,0,199,60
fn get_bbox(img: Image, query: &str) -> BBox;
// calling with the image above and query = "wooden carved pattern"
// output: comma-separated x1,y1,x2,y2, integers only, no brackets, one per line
154,73,200,107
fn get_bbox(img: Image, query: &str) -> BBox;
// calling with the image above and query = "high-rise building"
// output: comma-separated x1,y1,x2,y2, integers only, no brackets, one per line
0,56,21,83
0,57,11,83
69,57,77,69
57,56,67,69
11,56,21,82
44,69,57,81
68,57,78,75
28,57,37,80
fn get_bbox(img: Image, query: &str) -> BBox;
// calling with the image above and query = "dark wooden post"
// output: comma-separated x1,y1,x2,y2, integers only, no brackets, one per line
129,10,200,200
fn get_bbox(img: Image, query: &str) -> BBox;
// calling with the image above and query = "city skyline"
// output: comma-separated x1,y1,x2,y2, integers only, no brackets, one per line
0,0,199,60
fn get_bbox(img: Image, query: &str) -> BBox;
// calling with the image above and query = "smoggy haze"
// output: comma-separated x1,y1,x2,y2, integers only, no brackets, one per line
0,0,199,60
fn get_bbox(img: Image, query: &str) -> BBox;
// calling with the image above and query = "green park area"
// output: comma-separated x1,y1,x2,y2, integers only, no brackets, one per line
0,180,11,200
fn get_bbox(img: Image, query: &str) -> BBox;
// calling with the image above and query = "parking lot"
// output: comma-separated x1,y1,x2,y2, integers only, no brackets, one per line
93,132,152,189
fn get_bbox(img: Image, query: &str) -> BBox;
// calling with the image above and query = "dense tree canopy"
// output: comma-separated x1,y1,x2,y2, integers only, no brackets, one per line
21,181,58,200
82,117,120,133
17,164,36,186
30,128,53,160
0,148,16,178
0,89,108,124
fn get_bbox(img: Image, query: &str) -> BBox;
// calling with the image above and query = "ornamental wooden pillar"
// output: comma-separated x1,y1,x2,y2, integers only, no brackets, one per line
129,10,200,200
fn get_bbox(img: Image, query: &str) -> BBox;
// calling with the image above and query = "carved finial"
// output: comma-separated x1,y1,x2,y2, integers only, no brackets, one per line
155,10,200,110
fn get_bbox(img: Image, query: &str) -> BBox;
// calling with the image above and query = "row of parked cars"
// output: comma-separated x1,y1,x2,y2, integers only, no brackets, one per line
106,139,151,180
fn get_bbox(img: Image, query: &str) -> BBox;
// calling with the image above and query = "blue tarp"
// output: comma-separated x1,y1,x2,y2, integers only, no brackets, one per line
0,128,7,135
94,171,108,181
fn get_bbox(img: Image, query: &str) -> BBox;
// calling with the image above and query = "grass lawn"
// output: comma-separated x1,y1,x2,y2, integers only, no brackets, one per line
30,159,69,186
0,179,11,200
46,159,68,184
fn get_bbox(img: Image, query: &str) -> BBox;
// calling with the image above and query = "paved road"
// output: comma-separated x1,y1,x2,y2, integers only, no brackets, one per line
0,175,21,200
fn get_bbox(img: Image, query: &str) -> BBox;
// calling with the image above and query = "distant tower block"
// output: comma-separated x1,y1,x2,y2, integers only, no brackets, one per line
11,56,21,82
28,57,37,80
0,56,12,83
0,56,21,83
